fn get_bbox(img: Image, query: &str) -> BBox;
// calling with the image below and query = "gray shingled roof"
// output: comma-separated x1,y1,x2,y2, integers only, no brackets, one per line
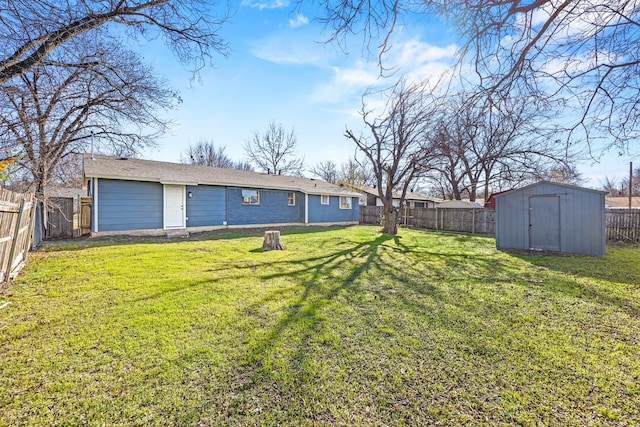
340,182,440,202
83,154,361,197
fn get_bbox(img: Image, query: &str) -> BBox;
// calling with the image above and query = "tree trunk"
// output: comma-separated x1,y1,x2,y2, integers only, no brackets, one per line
382,205,398,234
469,183,477,202
263,230,284,250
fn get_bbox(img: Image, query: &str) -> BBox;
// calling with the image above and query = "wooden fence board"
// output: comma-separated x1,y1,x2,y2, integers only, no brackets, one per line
606,210,640,242
0,188,36,283
45,197,74,239
361,206,496,234
80,197,91,236
361,205,638,242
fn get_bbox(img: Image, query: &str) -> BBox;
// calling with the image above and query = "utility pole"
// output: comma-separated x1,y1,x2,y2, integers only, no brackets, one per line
629,161,633,210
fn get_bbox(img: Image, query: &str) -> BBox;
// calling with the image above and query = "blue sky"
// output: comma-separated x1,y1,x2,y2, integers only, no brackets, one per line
137,1,635,190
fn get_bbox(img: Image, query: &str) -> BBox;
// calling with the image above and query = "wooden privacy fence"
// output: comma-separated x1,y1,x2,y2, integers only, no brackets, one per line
361,205,640,242
46,197,74,239
360,206,495,234
1,188,36,283
606,210,640,242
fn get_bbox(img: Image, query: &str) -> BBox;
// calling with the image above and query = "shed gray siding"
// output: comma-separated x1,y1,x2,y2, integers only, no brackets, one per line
307,195,359,223
226,188,304,225
97,179,163,231
185,185,226,227
495,182,605,255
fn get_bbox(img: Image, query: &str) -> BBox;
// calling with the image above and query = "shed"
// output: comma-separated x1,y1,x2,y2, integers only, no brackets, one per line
495,181,606,255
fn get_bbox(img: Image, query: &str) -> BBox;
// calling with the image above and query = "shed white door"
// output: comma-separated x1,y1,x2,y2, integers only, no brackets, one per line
164,185,185,228
529,195,560,251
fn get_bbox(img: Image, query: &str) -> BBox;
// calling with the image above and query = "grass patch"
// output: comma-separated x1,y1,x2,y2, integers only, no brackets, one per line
1,226,639,426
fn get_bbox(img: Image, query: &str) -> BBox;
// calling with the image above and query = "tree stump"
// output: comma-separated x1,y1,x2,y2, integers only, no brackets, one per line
263,230,284,250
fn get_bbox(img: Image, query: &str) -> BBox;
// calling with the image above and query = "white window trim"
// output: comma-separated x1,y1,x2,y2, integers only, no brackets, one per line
93,178,99,232
288,192,296,206
242,189,260,205
305,194,309,223
321,195,330,205
339,196,352,209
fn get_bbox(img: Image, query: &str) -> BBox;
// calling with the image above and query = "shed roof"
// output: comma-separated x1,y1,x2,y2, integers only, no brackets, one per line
83,154,361,197
493,180,607,197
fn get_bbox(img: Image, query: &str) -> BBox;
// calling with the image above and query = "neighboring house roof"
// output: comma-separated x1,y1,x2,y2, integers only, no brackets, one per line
45,187,86,199
605,196,640,209
339,182,441,203
83,154,361,197
438,200,484,208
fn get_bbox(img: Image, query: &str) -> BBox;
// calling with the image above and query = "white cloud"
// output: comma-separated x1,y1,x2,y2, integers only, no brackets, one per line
241,0,289,10
251,39,322,65
393,39,457,68
289,13,309,28
311,37,457,104
311,62,381,104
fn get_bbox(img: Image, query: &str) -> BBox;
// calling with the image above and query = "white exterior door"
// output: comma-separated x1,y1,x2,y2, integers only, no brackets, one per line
164,185,185,228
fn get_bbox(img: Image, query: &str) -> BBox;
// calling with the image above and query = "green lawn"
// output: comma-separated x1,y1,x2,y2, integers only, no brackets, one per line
1,226,639,426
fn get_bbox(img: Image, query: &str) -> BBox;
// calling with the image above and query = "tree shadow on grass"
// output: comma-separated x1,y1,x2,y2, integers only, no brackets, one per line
36,225,355,251
509,249,639,318
185,233,395,420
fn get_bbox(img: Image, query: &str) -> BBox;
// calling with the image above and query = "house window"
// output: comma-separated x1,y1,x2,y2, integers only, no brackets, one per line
340,196,352,209
288,192,296,206
242,189,260,205
321,195,330,205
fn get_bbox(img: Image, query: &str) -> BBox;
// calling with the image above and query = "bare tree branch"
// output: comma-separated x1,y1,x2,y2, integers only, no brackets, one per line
0,0,230,84
244,121,305,176
0,38,177,199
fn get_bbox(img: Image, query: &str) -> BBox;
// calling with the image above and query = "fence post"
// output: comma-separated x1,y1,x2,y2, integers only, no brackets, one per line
435,207,438,231
25,197,37,257
472,208,476,234
6,198,27,276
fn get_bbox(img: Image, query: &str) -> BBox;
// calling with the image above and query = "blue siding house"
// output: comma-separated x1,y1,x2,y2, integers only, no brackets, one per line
83,154,360,236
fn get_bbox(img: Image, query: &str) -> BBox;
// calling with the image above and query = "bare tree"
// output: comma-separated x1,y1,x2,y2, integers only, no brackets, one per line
233,160,255,171
244,121,304,175
430,90,574,201
0,0,229,84
182,140,255,170
601,176,622,197
309,160,338,183
534,165,582,186
620,166,640,197
345,78,438,234
338,157,375,186
0,39,177,200
319,0,640,154
182,141,234,168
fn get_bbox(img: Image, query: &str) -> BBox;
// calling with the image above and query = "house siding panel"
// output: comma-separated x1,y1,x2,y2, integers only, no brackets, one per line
97,179,163,231
307,195,359,223
185,185,226,227
226,188,305,225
